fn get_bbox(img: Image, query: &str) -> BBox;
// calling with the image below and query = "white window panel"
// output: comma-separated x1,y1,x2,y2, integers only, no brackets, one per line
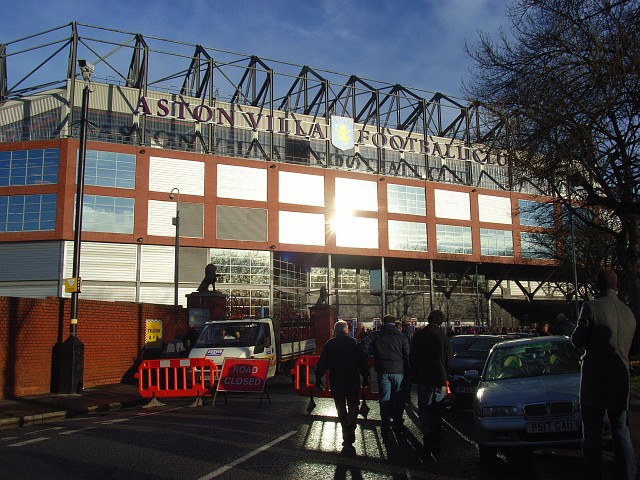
335,178,377,212
279,211,326,246
217,164,267,201
76,284,136,302
335,216,378,248
139,285,186,306
140,245,175,282
279,171,325,206
64,242,138,281
479,194,512,224
434,189,470,220
148,157,204,196
147,200,178,237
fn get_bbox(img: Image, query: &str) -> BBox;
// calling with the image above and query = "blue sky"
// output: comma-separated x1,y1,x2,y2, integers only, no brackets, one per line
1,0,511,100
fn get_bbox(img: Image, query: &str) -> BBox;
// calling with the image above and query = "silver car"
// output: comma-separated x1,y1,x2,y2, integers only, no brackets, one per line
465,336,606,461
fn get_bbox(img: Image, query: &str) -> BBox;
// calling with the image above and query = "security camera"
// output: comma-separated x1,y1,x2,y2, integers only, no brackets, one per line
78,59,94,73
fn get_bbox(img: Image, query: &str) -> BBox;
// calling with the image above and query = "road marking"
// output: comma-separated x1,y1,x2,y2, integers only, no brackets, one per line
136,406,184,417
8,437,49,447
59,427,96,435
1,436,19,441
26,426,64,435
197,430,297,480
443,418,476,446
100,418,130,424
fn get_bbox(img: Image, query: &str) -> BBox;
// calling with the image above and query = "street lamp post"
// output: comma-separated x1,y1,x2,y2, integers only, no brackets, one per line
170,188,180,306
70,60,93,334
59,59,93,394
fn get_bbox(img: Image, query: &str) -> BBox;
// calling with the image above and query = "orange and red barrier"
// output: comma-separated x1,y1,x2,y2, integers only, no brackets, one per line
291,355,378,400
135,358,219,399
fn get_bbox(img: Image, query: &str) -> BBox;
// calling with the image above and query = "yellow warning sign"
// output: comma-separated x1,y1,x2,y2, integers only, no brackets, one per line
64,277,81,293
145,319,163,346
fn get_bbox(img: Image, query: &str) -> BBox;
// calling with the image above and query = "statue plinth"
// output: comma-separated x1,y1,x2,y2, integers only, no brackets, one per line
310,304,336,355
186,290,227,320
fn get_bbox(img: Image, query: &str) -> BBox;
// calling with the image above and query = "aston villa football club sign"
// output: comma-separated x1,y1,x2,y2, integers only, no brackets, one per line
331,115,354,151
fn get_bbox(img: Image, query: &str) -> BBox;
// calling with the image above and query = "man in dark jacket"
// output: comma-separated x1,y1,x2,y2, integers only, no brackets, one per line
315,320,370,455
410,309,453,459
359,314,410,439
571,269,637,480
552,312,575,336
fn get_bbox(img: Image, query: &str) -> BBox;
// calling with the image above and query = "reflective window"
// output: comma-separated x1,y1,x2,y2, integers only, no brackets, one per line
480,228,514,256
389,220,427,251
84,150,136,188
0,149,59,186
210,249,271,285
521,232,555,259
82,195,134,233
436,224,472,254
387,184,426,215
0,194,56,231
519,200,554,227
335,178,377,212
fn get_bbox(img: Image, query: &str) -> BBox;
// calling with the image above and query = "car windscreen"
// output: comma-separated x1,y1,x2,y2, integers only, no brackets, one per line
484,341,581,381
194,323,262,348
451,337,502,359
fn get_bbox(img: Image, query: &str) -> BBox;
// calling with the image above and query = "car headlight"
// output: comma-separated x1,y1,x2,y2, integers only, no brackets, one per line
481,406,522,417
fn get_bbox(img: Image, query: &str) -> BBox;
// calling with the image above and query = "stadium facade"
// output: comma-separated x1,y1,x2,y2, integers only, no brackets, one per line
0,23,576,328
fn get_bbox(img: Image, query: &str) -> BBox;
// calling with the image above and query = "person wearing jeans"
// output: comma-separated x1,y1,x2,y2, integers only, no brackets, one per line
376,371,405,437
571,269,637,480
359,314,410,439
410,309,453,458
581,406,636,479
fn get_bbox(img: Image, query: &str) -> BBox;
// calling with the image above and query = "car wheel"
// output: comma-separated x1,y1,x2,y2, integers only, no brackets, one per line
479,445,497,462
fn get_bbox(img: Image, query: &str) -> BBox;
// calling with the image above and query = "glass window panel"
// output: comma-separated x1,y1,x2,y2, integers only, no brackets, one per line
436,224,472,254
83,150,136,189
82,195,134,233
335,178,378,212
387,184,426,215
519,199,554,227
0,194,57,231
389,220,427,251
480,228,514,256
0,149,59,186
521,232,555,259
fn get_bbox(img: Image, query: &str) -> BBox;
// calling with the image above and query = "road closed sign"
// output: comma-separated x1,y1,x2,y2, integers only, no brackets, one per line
217,358,269,393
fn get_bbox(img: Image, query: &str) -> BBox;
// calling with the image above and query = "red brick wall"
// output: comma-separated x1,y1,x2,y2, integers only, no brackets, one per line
0,296,188,399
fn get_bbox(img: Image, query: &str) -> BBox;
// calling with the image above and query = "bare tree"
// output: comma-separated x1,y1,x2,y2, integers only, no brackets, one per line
465,0,640,323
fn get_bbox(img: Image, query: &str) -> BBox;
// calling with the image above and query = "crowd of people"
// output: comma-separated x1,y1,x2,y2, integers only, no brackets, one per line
315,268,637,479
315,310,451,460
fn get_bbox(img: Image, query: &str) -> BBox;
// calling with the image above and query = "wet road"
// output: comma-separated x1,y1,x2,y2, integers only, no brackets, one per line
0,381,618,479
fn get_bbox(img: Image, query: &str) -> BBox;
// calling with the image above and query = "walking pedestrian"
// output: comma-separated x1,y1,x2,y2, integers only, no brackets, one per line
410,309,453,460
552,312,574,336
359,314,410,439
315,320,370,456
398,318,414,426
571,269,637,480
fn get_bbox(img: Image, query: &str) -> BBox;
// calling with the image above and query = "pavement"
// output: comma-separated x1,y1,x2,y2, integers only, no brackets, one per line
0,382,148,428
1,381,640,462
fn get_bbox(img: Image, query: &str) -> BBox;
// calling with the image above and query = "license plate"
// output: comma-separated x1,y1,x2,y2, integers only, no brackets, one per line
526,420,578,433
455,385,476,394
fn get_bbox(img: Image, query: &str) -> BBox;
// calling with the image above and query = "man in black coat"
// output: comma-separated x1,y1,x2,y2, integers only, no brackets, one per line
571,269,637,480
410,309,453,459
359,314,411,439
552,312,575,336
315,320,370,455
